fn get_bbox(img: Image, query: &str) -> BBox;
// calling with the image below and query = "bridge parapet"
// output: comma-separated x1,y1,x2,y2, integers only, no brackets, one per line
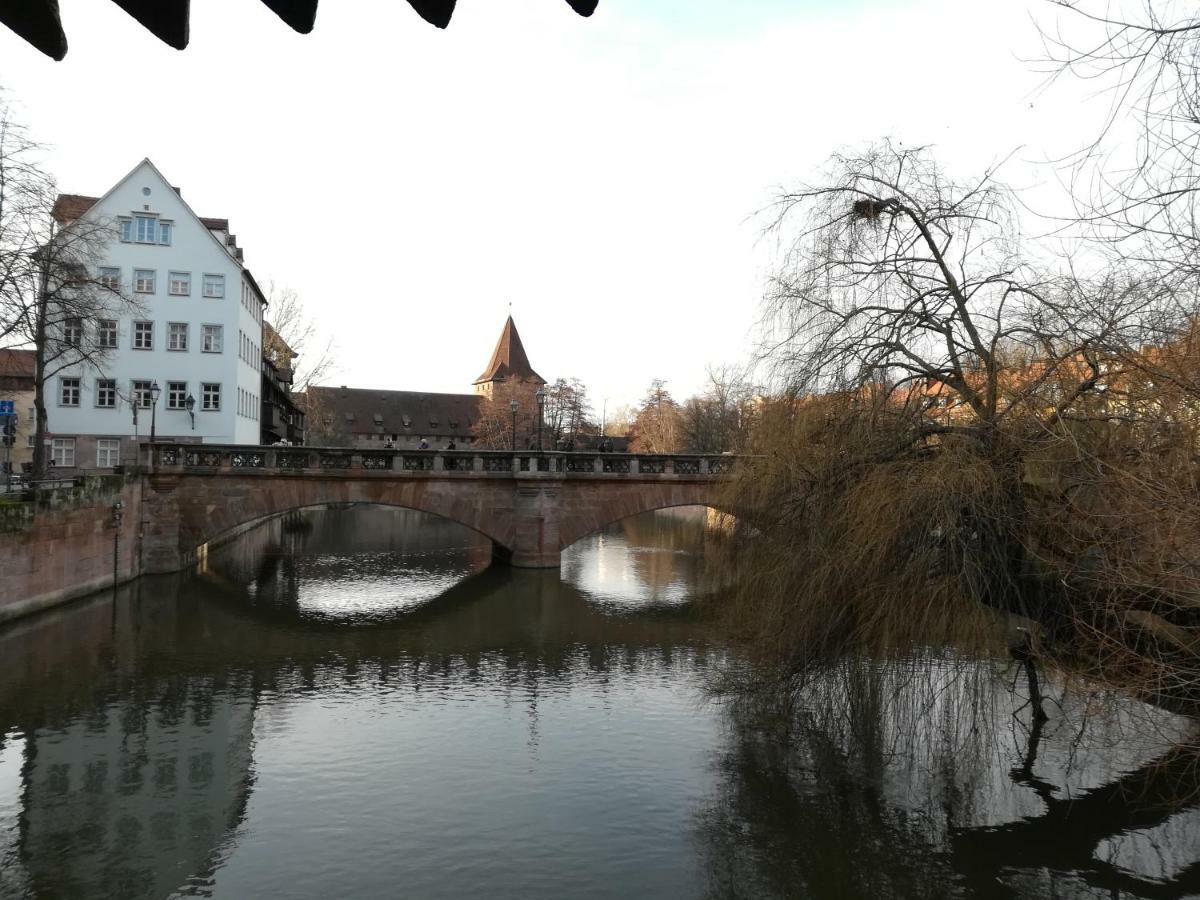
141,444,741,479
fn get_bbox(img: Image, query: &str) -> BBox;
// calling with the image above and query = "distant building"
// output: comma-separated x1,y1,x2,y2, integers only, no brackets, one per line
473,315,546,400
0,349,35,474
305,315,545,450
260,323,306,445
44,159,267,471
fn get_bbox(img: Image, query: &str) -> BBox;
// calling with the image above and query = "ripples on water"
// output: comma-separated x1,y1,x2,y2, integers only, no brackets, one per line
1,505,1199,899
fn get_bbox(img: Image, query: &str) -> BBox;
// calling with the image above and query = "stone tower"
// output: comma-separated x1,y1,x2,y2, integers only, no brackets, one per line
473,316,546,399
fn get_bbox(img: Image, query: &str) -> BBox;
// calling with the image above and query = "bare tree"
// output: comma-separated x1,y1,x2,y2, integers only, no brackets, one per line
471,382,540,450
630,379,682,454
1039,2,1200,281
680,365,756,453
543,377,594,446
0,98,135,477
262,282,336,391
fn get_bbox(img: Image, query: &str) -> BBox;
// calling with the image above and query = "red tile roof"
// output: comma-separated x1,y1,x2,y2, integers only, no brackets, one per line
51,192,229,231
0,348,35,380
474,316,545,385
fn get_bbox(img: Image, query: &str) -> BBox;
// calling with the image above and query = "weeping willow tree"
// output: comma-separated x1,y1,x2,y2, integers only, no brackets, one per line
716,141,1200,711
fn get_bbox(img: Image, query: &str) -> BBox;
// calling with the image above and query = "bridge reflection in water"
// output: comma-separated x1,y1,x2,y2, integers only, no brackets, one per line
1,507,1200,899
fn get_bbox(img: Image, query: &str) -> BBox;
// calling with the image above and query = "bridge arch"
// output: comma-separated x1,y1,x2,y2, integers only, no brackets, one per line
554,481,735,553
142,473,521,573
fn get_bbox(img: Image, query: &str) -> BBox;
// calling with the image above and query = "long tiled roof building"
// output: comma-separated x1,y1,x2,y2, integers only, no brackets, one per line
305,316,543,449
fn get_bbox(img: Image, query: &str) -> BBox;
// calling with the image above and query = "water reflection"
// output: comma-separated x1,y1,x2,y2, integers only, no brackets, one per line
204,506,495,623
0,507,1198,899
562,507,716,609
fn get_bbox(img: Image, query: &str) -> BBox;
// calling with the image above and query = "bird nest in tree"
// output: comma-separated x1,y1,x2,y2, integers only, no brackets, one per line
851,198,896,221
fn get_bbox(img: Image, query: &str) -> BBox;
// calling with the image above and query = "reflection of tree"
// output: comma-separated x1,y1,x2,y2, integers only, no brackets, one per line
699,656,1200,900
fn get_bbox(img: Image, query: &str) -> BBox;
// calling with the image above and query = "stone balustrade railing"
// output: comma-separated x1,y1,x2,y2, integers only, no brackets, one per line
141,444,741,477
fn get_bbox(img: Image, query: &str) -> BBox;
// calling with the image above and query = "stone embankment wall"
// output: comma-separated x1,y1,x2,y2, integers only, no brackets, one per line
0,477,142,623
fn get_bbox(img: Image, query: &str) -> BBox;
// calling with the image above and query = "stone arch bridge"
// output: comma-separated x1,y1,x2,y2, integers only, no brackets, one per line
140,444,739,573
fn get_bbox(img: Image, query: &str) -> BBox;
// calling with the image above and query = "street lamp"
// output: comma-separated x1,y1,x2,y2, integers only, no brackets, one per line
185,393,195,431
509,398,518,451
149,381,161,443
535,388,546,452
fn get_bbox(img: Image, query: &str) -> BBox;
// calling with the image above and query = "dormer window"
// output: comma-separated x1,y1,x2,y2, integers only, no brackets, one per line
373,413,384,425
401,415,412,428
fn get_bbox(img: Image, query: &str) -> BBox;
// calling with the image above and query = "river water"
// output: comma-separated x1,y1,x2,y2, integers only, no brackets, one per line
1,506,1199,899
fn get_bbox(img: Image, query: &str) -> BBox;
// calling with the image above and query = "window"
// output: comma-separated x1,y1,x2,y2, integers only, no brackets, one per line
98,319,118,348
96,378,117,408
158,221,172,245
133,320,153,350
119,219,132,242
132,380,152,409
59,377,80,406
63,318,82,347
96,439,120,468
51,437,74,468
99,267,120,290
202,324,223,353
168,322,188,351
134,215,157,244
202,383,221,411
203,274,224,298
26,434,34,449
168,271,190,296
134,269,155,293
167,381,187,410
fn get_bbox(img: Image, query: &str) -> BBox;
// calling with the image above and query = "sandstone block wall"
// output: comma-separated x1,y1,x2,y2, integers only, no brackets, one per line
0,477,142,623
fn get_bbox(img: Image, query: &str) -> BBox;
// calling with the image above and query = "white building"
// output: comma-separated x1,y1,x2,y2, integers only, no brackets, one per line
47,159,266,470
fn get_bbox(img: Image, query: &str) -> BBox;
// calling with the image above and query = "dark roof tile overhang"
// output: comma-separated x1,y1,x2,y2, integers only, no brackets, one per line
4,0,600,60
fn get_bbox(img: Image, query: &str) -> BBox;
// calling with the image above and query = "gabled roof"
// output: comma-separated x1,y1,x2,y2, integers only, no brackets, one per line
474,316,545,386
52,158,245,265
51,192,229,232
3,0,600,60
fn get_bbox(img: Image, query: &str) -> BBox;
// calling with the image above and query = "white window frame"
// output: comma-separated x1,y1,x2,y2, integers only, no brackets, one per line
168,322,188,352
132,380,153,409
96,439,120,468
95,378,117,409
63,318,83,347
202,382,221,411
99,267,120,290
201,324,223,353
51,437,75,468
202,274,225,298
98,319,118,349
168,271,190,296
59,376,80,407
133,320,154,350
134,214,157,244
134,269,155,294
118,218,132,242
158,220,173,246
166,381,187,410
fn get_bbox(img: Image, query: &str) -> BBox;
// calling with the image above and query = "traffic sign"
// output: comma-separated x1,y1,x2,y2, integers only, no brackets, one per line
0,400,13,417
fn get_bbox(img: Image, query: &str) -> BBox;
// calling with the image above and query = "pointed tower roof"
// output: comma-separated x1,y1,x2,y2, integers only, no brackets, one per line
474,316,545,385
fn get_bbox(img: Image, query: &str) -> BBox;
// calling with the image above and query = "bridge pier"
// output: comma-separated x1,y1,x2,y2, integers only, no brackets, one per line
505,481,562,568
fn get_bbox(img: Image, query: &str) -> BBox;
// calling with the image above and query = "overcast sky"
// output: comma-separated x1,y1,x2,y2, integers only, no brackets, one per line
0,0,1098,412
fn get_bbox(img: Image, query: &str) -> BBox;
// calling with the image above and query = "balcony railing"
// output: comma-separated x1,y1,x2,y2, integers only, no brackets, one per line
144,445,740,478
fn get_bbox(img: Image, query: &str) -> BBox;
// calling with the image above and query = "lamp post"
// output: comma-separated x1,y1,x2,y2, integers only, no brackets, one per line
149,381,161,443
535,388,546,452
185,393,195,431
509,398,518,451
